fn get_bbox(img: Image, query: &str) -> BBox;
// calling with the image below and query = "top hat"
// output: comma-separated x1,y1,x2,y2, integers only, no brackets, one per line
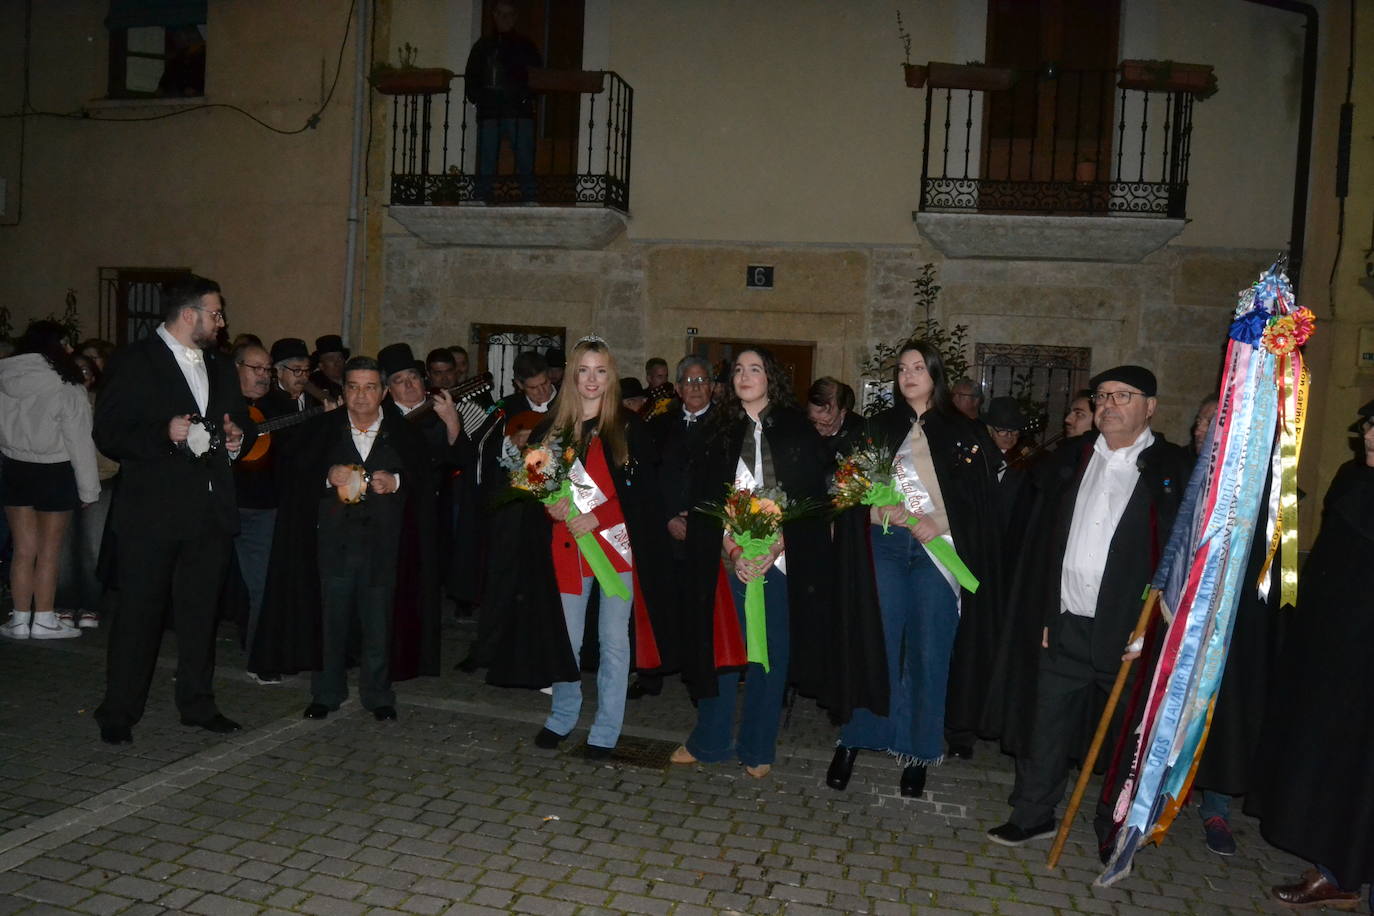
313,334,350,359
269,337,309,364
377,343,421,379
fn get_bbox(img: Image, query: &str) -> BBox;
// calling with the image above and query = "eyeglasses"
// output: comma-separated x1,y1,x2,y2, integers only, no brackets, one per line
193,307,225,324
681,376,710,386
237,362,272,374
279,366,310,376
1091,390,1145,406
990,427,1020,436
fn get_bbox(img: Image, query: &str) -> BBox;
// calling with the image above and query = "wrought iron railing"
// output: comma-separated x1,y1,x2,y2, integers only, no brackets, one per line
387,71,633,212
919,68,1194,217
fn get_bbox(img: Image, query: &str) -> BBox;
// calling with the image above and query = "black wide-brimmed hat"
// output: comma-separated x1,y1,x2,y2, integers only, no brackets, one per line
545,347,566,369
269,337,309,364
982,396,1028,431
1350,399,1374,432
313,334,349,359
377,343,422,379
620,377,645,398
1088,365,1157,397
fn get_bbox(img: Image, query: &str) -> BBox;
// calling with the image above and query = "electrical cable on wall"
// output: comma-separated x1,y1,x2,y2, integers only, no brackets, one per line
1,0,355,136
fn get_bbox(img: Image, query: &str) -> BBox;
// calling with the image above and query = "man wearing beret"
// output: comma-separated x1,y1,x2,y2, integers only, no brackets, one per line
986,365,1191,860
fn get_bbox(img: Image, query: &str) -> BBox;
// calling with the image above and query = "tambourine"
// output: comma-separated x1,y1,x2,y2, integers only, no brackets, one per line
336,464,371,504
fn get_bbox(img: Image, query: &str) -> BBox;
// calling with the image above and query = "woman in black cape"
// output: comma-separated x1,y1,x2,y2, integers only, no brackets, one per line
825,340,1002,797
1247,405,1374,910
670,347,833,778
483,338,678,756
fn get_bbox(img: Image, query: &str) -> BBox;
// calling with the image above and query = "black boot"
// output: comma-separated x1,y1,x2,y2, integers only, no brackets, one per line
900,764,926,798
826,746,859,791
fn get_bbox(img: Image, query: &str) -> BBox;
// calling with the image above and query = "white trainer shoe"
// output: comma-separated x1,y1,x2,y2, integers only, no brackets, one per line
0,614,31,640
30,617,81,639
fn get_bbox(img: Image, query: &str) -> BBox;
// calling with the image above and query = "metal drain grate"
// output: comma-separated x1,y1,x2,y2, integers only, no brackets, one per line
566,735,680,768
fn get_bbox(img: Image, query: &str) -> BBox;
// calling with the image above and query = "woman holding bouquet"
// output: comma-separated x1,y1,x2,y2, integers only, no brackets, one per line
672,347,832,778
486,337,676,758
825,339,1001,797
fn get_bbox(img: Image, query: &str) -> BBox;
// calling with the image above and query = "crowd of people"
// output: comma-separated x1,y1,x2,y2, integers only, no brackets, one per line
0,274,1370,908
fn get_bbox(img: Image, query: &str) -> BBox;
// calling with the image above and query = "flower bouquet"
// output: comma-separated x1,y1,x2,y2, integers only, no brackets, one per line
832,440,980,593
504,434,630,600
696,484,816,671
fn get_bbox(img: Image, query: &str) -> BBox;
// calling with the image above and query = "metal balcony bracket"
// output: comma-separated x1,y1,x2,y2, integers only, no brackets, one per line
914,212,1186,263
388,205,629,250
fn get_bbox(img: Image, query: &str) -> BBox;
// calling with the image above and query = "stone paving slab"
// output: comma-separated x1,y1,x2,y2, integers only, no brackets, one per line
0,617,1316,914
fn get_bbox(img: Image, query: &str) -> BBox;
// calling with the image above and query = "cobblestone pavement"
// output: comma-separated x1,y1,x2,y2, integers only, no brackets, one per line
0,615,1314,915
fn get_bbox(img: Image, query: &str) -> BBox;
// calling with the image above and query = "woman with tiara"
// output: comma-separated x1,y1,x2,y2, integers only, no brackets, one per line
486,336,677,757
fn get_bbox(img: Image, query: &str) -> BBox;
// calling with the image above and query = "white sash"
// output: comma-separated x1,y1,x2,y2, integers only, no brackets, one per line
894,431,959,601
734,458,786,574
569,458,633,566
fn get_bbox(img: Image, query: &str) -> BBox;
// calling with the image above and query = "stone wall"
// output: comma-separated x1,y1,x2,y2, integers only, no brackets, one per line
381,230,1272,442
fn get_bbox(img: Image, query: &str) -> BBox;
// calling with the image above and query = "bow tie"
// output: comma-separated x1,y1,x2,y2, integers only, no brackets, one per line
183,347,203,365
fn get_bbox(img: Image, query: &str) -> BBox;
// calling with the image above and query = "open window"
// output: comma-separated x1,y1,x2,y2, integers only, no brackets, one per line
106,0,207,99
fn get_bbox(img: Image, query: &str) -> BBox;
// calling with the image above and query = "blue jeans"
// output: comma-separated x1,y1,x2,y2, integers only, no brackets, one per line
547,572,633,749
235,507,276,660
475,117,536,202
840,526,959,764
686,567,791,768
1199,790,1231,822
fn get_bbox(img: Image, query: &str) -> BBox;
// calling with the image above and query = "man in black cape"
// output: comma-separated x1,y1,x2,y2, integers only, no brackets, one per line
249,357,441,697
1246,402,1374,910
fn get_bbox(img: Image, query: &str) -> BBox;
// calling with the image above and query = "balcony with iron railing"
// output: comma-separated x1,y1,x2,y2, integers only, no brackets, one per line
913,61,1206,261
381,69,633,249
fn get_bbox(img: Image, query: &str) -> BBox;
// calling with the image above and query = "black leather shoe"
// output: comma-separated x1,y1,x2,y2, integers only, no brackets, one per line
986,820,1056,846
372,706,397,721
534,727,565,749
900,764,927,798
100,724,133,745
826,746,859,791
948,743,974,760
181,714,241,734
303,703,330,719
627,676,663,700
1272,869,1361,910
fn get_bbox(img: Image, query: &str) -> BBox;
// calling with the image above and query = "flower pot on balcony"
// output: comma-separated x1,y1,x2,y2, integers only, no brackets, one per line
370,67,456,96
926,61,1017,92
903,64,928,88
1075,160,1097,183
1118,60,1217,99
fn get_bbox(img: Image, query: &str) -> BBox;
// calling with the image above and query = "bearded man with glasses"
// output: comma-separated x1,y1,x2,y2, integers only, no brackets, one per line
986,364,1190,863
92,276,256,746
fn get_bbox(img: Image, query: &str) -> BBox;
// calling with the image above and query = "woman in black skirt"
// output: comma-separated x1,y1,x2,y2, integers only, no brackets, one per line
0,320,101,640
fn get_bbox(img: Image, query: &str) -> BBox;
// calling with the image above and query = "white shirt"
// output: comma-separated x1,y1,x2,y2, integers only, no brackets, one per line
157,325,208,415
350,415,382,462
684,404,710,425
1060,427,1155,617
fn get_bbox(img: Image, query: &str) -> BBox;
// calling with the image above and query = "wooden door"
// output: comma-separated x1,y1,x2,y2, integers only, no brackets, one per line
982,0,1120,211
692,338,815,407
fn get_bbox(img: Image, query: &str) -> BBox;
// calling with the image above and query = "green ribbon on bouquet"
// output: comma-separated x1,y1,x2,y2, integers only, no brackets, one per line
862,483,980,593
544,480,630,600
732,530,778,672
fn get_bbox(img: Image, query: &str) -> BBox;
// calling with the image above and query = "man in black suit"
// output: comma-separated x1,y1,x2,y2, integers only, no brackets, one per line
93,276,256,745
986,365,1190,858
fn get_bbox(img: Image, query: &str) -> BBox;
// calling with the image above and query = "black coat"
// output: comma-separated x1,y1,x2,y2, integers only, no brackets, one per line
678,404,834,702
981,430,1191,754
94,334,255,539
648,402,716,523
484,411,679,688
249,405,441,680
828,404,1004,728
1248,461,1374,889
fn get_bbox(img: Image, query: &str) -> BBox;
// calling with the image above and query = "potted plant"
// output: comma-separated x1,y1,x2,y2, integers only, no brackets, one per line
1074,156,1097,184
896,10,927,88
926,61,1017,93
369,43,455,96
1118,59,1217,100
